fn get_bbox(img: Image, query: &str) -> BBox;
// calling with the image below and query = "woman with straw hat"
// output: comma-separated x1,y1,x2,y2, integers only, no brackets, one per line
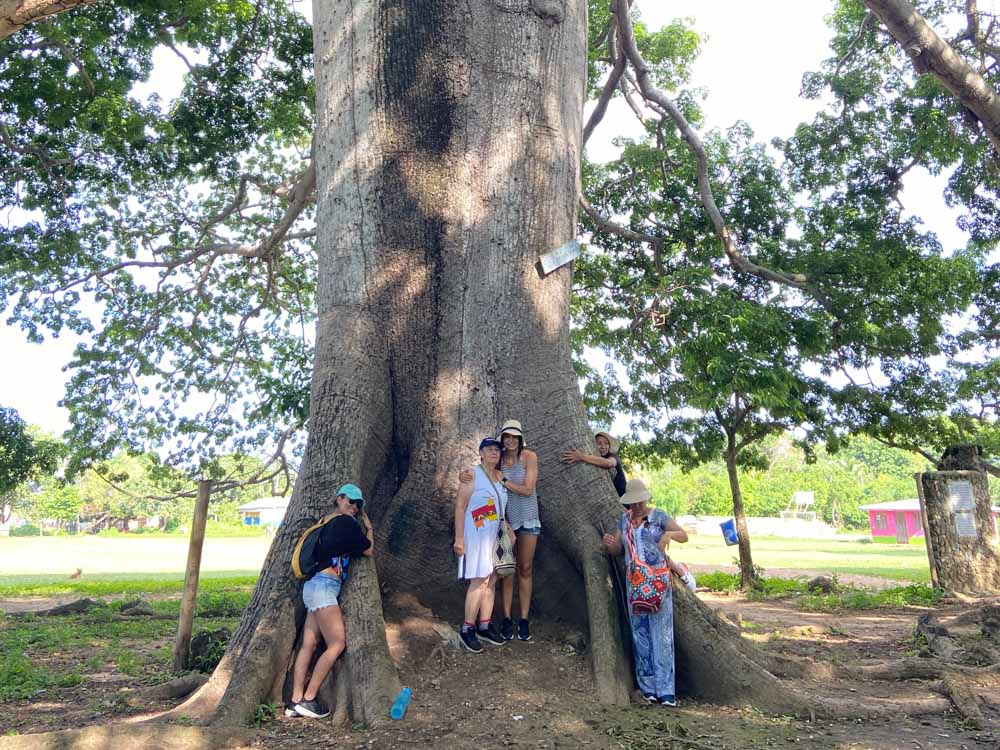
600,478,688,707
495,419,539,642
562,430,627,497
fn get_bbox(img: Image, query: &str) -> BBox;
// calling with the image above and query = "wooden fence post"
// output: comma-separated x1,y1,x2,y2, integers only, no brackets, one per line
173,479,211,672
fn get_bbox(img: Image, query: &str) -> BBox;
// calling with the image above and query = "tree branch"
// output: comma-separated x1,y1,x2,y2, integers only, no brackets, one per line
46,156,317,295
583,30,627,145
864,0,1000,156
611,0,835,312
579,194,663,247
834,11,874,78
0,0,98,39
870,435,939,465
47,35,95,96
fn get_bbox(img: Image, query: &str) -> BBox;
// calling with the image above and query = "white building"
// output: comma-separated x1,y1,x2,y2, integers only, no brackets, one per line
237,496,291,527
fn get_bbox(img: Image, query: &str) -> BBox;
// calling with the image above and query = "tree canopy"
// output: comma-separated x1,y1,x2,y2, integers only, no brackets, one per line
1,0,998,479
575,0,999,480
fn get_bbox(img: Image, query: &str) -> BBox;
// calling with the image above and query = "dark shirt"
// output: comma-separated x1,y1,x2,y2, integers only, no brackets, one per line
604,452,627,497
314,515,371,574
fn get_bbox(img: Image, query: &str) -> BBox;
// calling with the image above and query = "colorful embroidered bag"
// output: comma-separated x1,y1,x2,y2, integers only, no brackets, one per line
479,467,515,577
624,523,671,615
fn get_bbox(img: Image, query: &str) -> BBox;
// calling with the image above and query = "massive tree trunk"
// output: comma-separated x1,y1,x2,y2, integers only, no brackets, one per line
170,0,633,726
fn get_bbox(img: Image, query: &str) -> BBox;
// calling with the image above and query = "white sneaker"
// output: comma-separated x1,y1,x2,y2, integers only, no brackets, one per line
284,707,298,718
681,571,696,592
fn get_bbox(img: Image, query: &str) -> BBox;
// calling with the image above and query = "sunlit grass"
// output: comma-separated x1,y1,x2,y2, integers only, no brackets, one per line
681,534,931,582
0,572,258,599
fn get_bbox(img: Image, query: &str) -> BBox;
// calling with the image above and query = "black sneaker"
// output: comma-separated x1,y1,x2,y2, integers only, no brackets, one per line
517,618,532,641
283,706,299,718
499,617,514,641
477,623,506,646
459,628,483,653
294,698,330,719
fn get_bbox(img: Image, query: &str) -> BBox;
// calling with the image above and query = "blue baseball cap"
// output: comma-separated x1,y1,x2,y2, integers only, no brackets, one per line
337,483,363,501
478,437,502,451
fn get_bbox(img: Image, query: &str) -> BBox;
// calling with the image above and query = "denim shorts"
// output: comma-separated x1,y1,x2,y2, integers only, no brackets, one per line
302,571,342,612
516,524,541,536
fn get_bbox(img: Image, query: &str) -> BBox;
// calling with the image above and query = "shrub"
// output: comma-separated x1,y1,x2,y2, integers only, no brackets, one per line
9,524,40,537
798,583,943,612
696,571,740,592
196,590,250,618
188,628,230,673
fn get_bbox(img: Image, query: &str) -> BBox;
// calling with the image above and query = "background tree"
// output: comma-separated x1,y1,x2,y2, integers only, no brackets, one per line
0,406,63,524
576,3,977,586
778,0,1000,471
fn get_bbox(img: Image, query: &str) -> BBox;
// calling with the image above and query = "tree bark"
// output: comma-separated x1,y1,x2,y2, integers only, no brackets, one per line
0,0,97,39
724,442,757,590
918,467,1000,594
864,0,1000,155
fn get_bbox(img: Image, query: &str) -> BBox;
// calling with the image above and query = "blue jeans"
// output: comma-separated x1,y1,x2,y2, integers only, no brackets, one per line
516,524,541,536
302,571,342,612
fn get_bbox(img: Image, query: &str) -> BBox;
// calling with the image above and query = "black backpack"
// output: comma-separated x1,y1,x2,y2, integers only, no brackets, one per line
291,513,336,580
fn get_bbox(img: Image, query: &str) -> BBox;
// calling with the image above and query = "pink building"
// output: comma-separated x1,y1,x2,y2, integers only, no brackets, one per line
860,499,1000,544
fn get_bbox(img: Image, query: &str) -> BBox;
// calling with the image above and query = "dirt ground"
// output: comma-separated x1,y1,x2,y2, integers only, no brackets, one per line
2,589,998,749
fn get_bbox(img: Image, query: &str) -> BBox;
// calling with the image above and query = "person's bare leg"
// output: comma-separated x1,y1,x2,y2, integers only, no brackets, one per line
291,611,320,704
477,573,497,624
515,533,538,620
501,570,515,619
464,577,485,625
303,605,346,700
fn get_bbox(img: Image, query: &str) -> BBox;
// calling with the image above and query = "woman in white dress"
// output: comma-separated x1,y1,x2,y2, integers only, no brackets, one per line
453,436,511,653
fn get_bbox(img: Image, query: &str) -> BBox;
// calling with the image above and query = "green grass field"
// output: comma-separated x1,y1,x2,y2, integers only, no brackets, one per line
0,535,271,588
676,533,931,583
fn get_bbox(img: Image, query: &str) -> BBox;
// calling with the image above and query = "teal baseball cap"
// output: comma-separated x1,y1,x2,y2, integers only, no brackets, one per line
337,483,363,502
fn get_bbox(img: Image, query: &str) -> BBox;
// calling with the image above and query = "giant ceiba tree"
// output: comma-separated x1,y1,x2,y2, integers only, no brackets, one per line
3,0,1000,743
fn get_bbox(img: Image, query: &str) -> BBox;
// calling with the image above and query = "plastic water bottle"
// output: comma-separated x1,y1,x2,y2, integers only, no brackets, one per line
390,687,411,720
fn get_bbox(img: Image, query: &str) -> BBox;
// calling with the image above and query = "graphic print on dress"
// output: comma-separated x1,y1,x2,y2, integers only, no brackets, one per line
471,498,498,528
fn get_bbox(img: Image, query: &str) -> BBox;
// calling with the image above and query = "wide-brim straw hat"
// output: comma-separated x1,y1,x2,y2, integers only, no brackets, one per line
594,430,620,454
620,478,651,506
498,419,526,446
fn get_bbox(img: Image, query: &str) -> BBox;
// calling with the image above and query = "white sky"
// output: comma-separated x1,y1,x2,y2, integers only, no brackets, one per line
0,0,978,436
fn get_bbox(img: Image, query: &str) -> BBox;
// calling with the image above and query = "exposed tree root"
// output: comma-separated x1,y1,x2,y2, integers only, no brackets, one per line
19,598,98,616
125,673,209,704
153,667,228,723
0,726,255,750
935,673,986,728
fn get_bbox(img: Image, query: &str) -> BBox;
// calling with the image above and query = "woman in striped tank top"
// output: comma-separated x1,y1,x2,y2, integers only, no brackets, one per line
497,419,539,642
